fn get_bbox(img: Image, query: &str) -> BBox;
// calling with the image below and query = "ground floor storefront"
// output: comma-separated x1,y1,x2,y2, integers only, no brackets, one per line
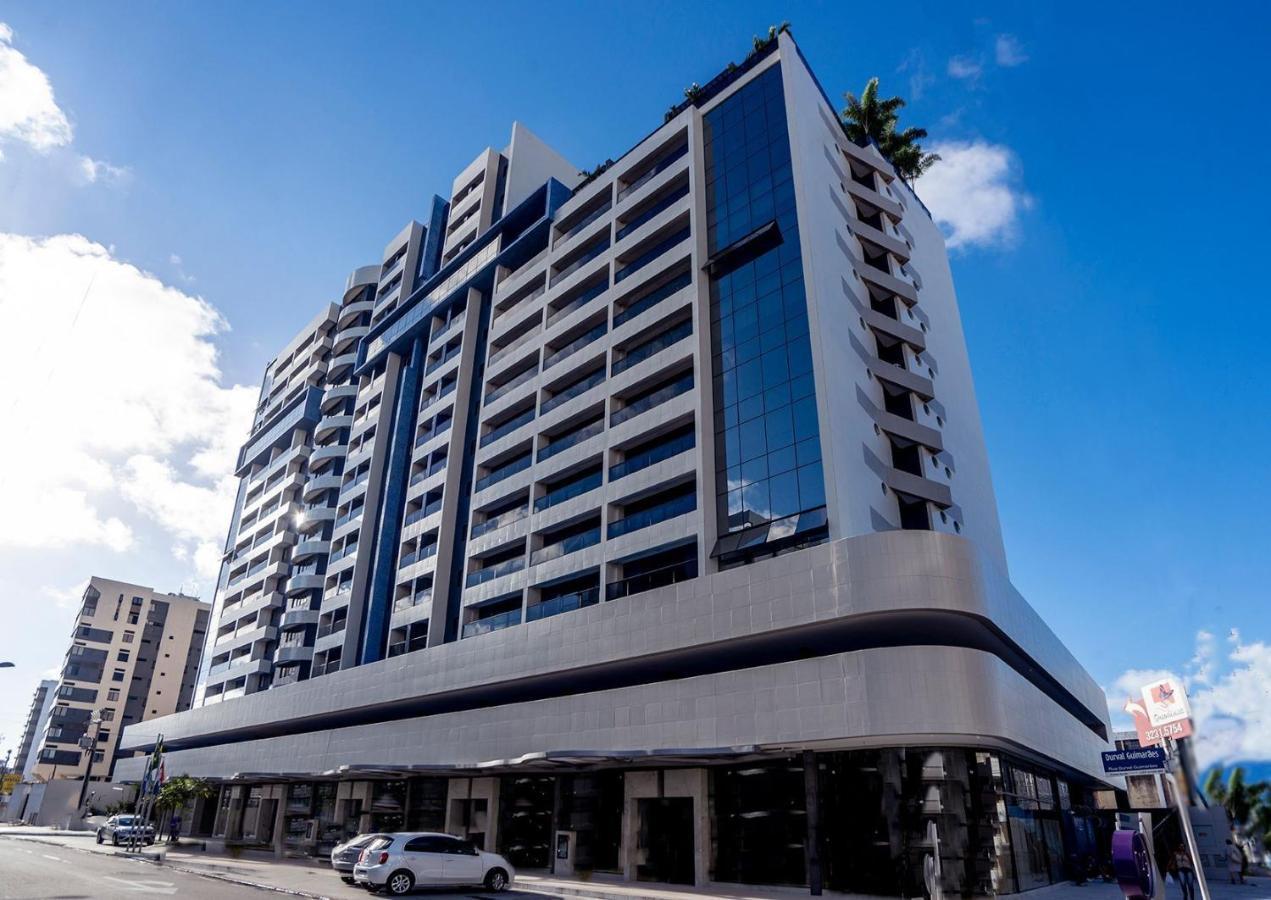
179,745,1105,896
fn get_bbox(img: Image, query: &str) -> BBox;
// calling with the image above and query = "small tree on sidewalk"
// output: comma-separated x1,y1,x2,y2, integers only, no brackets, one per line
154,775,216,841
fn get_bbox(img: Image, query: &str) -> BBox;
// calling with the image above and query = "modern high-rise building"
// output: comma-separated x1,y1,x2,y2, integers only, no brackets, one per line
12,679,57,780
120,33,1112,895
32,578,209,783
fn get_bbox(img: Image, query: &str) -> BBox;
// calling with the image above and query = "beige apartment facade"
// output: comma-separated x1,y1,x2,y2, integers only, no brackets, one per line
29,577,209,788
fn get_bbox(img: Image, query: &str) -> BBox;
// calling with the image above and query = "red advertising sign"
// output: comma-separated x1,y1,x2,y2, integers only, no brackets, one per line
1124,696,1193,747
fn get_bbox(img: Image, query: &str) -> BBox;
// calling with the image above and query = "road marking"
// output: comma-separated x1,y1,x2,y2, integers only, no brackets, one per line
101,876,178,894
41,854,61,860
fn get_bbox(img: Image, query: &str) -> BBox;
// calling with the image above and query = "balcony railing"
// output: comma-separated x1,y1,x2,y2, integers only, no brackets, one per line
393,589,433,613
616,183,690,241
474,453,532,493
487,322,542,369
611,320,692,376
398,542,438,570
529,527,601,566
618,143,688,201
606,557,698,600
465,555,525,587
526,587,600,623
480,407,536,448
538,420,604,463
471,504,530,539
484,365,539,406
547,279,608,326
551,236,611,287
541,369,605,415
613,271,692,329
607,493,697,539
610,373,693,428
403,498,443,527
610,430,696,480
461,607,522,639
614,226,691,283
543,322,607,371
553,199,612,248
534,470,602,513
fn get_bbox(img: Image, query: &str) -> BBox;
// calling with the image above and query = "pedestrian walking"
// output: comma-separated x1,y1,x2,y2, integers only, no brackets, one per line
1226,838,1244,884
1173,843,1196,900
168,812,182,844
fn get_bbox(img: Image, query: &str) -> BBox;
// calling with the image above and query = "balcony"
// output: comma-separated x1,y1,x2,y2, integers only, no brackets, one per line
618,143,688,202
529,527,601,566
551,235,610,288
541,369,605,416
615,225,691,283
538,420,604,463
525,587,600,623
543,321,607,371
534,469,602,513
553,198,612,249
393,589,433,614
474,453,532,493
484,365,539,406
608,492,697,539
547,278,608,327
613,271,692,329
403,497,443,527
610,373,693,428
611,319,692,376
610,430,696,480
461,607,522,639
616,182,690,242
398,542,438,570
471,503,530,539
480,407,536,449
465,555,525,588
606,556,698,600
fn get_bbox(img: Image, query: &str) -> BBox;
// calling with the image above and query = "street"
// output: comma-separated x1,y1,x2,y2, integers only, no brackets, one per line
0,834,542,900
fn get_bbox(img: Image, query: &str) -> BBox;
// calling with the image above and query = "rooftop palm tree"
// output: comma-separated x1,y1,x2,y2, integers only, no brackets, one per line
841,77,940,183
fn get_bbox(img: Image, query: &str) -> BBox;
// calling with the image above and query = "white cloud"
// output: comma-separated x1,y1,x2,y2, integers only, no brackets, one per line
947,55,983,81
995,34,1029,67
1106,630,1271,770
0,22,72,154
0,232,255,577
78,154,130,185
918,141,1031,249
42,579,90,611
897,48,934,102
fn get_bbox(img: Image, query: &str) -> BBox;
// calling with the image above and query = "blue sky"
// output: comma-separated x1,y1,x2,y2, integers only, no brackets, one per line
0,2,1267,769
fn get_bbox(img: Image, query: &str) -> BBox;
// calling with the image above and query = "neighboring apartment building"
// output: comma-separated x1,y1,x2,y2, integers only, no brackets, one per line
120,34,1113,896
12,679,57,780
32,578,209,783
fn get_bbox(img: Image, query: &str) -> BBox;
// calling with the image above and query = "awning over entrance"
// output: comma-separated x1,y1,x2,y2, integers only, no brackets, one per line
199,746,763,784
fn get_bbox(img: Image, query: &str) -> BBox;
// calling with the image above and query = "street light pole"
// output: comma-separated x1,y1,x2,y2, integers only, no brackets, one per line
75,709,105,826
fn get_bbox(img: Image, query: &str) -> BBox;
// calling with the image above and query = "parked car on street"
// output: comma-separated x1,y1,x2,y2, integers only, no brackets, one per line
331,833,388,884
353,832,514,894
95,815,156,846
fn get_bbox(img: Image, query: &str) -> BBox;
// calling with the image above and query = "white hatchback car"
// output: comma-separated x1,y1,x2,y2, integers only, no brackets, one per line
354,832,514,894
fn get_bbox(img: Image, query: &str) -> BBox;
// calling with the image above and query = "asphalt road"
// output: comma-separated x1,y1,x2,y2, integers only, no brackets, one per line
0,837,220,898
0,837,545,899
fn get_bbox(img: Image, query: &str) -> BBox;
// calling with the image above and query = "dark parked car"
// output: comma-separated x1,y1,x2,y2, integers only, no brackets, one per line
331,833,389,884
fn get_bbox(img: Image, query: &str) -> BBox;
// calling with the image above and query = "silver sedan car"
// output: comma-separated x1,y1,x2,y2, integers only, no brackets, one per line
354,832,514,894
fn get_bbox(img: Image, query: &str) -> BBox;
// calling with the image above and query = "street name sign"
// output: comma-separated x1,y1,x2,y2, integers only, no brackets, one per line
1102,747,1168,775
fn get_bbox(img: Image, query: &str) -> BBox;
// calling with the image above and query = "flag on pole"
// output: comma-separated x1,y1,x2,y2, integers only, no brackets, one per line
141,736,164,799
